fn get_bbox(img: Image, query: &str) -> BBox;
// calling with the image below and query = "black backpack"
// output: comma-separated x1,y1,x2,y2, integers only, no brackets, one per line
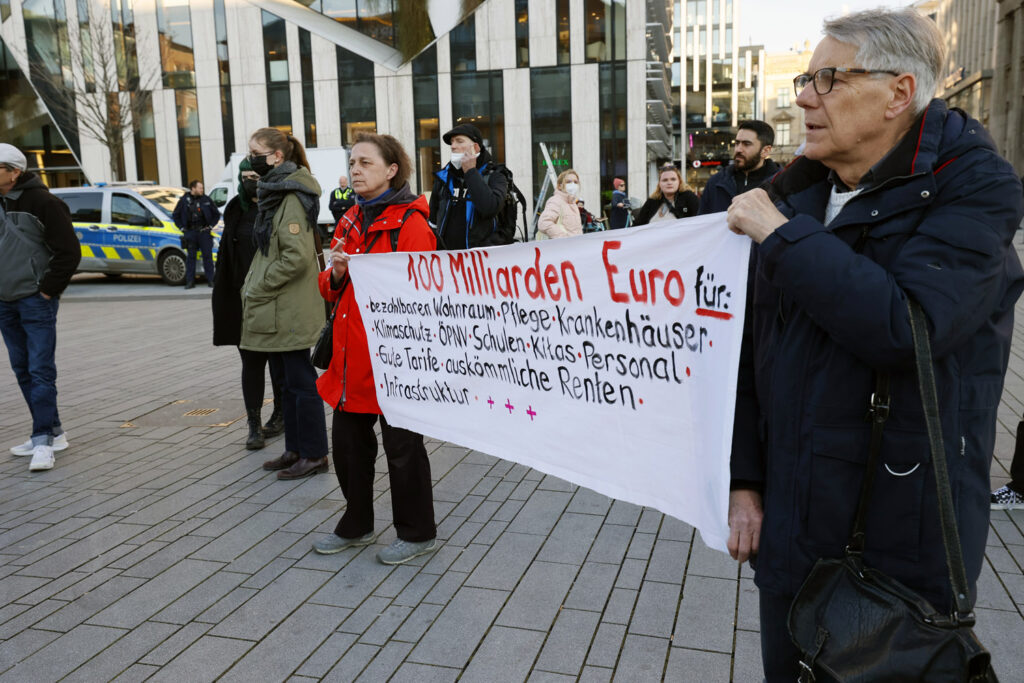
483,164,530,244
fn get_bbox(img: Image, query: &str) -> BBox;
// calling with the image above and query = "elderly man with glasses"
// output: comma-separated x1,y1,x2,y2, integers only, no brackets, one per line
725,8,1023,681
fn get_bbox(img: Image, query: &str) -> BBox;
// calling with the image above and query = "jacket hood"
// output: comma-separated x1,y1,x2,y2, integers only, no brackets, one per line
6,171,47,200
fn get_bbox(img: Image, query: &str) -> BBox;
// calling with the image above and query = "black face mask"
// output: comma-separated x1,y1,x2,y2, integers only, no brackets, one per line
241,178,258,198
248,153,274,177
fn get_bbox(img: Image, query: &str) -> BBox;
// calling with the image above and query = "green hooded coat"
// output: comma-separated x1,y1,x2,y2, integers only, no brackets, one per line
239,166,324,352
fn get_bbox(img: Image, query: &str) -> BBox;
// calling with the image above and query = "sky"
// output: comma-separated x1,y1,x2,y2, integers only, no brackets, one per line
740,0,919,53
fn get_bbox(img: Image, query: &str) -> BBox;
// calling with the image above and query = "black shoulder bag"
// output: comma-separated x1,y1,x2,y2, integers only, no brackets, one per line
787,298,997,683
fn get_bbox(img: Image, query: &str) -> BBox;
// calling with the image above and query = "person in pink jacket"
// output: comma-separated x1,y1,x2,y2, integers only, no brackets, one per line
536,169,583,239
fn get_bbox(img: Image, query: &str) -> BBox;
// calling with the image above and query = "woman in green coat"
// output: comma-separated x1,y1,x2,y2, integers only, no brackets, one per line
240,127,328,480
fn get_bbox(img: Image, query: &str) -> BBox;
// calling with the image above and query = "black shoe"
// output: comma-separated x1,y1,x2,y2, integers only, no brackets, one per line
262,404,284,437
245,409,265,450
277,456,329,480
184,282,195,290
207,281,214,288
262,450,299,471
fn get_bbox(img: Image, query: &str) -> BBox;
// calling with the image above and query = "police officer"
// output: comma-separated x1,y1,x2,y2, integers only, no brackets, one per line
172,180,218,289
328,175,355,223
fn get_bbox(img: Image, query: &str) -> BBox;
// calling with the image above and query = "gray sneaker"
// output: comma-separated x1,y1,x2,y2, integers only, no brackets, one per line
312,532,375,555
377,538,438,565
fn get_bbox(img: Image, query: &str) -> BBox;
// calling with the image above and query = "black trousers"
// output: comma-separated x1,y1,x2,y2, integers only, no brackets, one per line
331,409,436,543
759,587,837,682
1008,419,1024,492
266,350,327,460
238,348,280,412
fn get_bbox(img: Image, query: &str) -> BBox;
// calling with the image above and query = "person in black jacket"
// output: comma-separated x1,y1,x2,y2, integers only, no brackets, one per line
0,144,81,472
429,123,511,249
211,159,284,450
633,164,700,226
328,175,355,223
171,180,219,288
698,120,781,215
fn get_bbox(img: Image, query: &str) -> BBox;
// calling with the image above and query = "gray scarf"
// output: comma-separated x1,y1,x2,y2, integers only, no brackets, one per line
253,161,320,255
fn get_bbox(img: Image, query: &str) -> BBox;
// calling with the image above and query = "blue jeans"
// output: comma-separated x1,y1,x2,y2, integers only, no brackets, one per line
0,293,62,444
267,350,328,460
183,229,215,284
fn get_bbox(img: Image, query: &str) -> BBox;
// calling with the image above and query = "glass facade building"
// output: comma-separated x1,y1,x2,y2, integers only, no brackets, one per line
2,0,679,210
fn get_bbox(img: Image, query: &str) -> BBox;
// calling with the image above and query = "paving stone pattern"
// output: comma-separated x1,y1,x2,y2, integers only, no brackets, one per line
0,280,1022,681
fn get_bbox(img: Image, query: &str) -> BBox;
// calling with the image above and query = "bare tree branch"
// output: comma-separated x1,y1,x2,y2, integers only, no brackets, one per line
29,13,158,182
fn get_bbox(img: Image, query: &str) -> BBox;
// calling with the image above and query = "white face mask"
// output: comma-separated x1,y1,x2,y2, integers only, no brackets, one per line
564,182,580,196
449,152,466,167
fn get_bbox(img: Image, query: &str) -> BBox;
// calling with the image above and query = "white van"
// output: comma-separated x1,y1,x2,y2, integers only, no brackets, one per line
209,147,350,236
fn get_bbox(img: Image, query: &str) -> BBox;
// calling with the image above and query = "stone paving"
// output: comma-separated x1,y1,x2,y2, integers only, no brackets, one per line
0,271,1021,682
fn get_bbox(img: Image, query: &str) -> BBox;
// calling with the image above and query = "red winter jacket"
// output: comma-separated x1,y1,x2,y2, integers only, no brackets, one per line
317,194,436,414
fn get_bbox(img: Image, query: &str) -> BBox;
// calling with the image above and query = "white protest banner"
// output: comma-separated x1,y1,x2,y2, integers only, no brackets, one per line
346,214,748,552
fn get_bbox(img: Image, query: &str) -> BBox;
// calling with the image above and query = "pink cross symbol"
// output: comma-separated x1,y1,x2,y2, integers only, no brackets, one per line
526,406,536,421
486,397,495,409
504,399,514,414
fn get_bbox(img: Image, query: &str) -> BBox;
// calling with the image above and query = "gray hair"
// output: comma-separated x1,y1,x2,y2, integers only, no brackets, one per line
824,8,945,115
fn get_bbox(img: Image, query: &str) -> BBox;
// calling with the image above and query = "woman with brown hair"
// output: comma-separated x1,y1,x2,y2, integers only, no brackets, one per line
240,127,329,480
633,164,699,226
313,133,439,566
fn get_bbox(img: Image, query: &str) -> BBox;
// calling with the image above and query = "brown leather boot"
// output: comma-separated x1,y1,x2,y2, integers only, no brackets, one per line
262,450,299,471
277,456,329,480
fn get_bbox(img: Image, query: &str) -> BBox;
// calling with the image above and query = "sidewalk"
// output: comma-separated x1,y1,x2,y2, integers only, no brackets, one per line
0,276,1022,681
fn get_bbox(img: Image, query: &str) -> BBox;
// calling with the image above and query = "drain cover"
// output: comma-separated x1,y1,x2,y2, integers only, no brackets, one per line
122,398,248,428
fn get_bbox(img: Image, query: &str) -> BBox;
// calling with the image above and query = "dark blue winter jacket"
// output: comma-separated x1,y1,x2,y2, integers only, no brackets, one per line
697,158,781,215
731,99,1024,610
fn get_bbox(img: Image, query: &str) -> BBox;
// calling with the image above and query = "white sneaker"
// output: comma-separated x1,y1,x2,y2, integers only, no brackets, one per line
11,433,68,456
29,445,55,471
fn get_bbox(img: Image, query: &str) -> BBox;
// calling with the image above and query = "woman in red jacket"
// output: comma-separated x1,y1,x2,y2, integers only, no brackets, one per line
313,133,439,565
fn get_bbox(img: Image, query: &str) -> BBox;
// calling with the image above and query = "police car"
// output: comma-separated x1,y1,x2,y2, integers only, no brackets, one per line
51,185,219,286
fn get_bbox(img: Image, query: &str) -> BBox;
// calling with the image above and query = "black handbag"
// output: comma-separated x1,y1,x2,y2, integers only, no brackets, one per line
788,298,997,683
311,292,342,371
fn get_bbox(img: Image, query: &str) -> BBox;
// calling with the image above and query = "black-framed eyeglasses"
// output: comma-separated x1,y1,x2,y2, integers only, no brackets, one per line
793,67,901,97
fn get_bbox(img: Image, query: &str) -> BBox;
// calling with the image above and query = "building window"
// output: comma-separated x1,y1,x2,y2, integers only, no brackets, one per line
133,92,158,181
22,0,82,157
530,66,572,200
263,11,291,132
599,62,626,203
156,0,194,89
450,13,475,72
0,40,85,186
336,46,376,144
556,0,569,65
776,121,790,146
213,0,234,158
109,0,140,89
175,88,202,183
776,87,789,109
76,0,94,92
452,70,504,163
299,29,316,147
585,0,625,62
515,0,529,67
413,44,439,193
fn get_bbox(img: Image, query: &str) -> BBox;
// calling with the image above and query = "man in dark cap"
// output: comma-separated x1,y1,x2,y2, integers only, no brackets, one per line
429,123,511,249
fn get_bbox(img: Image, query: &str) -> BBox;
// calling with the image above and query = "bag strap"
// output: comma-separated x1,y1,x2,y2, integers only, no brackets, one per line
847,298,974,623
847,372,890,554
907,298,974,622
